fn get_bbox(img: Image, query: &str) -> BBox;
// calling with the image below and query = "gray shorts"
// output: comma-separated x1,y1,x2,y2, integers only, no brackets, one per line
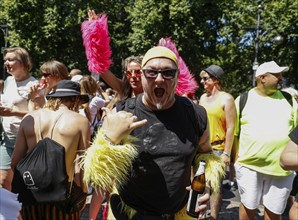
0,138,15,170
213,150,223,157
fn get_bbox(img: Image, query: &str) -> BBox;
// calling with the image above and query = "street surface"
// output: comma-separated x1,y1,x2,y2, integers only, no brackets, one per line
81,175,291,220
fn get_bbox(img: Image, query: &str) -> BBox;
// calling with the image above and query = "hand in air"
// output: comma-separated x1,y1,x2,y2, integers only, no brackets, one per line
102,107,147,144
88,9,98,21
28,80,47,100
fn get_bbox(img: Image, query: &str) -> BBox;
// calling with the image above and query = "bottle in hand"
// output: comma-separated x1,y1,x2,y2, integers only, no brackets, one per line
186,160,206,217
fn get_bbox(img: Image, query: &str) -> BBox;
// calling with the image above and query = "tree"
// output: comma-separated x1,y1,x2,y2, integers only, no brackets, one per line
1,0,88,77
0,0,296,95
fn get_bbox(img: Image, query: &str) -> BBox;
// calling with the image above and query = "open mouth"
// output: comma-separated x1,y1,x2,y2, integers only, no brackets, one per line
154,88,165,98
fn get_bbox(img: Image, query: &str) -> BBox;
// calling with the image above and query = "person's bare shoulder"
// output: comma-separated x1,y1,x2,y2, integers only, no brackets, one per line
60,110,89,129
222,92,235,103
20,109,41,126
199,93,207,102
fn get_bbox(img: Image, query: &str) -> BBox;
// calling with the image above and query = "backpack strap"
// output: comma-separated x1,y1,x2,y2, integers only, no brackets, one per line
281,90,297,127
281,90,293,107
38,111,64,140
181,97,200,137
237,91,249,137
239,91,248,122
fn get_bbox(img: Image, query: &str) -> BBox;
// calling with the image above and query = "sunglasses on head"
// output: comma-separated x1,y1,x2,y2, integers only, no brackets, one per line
142,69,178,80
126,69,142,78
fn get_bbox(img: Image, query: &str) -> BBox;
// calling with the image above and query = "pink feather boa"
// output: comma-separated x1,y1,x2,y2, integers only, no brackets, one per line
158,38,198,96
81,14,112,75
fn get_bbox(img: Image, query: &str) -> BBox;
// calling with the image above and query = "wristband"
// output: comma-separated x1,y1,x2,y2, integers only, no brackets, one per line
222,152,231,157
103,133,116,145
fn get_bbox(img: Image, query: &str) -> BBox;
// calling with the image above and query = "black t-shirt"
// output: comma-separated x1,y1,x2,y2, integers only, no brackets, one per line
116,94,207,214
289,125,298,145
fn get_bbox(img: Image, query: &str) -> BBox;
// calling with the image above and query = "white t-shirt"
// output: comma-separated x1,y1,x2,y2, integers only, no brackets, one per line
0,188,22,220
79,96,105,134
2,76,37,140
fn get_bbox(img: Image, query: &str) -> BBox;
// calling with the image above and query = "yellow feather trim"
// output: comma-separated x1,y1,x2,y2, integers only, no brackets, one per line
105,153,224,218
107,187,137,219
194,153,225,193
79,129,137,192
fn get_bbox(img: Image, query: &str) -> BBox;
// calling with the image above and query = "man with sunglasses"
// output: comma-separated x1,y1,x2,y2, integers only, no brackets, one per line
234,61,297,220
101,46,224,220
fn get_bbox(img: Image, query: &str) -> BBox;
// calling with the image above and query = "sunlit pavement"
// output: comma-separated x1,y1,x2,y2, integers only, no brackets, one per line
80,175,290,220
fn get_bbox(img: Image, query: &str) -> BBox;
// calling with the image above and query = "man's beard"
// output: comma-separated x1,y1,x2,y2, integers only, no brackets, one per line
156,102,163,110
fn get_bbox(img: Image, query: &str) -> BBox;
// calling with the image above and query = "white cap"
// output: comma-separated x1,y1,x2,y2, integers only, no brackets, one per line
255,61,289,77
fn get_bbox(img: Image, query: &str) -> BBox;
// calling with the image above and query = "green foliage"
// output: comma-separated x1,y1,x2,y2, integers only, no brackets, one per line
0,0,296,96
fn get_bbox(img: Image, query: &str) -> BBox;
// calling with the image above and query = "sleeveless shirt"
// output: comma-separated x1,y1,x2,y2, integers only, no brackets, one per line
200,92,226,151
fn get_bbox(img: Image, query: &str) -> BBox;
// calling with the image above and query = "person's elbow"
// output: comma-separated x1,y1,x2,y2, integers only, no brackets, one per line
11,160,17,170
279,152,292,170
279,156,287,170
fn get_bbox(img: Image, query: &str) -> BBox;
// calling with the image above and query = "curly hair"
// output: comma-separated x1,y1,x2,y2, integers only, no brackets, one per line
45,96,81,112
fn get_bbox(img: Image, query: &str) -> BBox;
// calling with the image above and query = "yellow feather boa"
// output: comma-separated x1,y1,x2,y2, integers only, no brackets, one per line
194,152,225,193
79,129,137,192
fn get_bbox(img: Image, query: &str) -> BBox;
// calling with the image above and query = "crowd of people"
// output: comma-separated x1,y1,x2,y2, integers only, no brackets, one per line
0,32,297,220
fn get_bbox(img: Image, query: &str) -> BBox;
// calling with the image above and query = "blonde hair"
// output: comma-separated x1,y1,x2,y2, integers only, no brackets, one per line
80,75,98,96
4,47,32,72
45,97,81,112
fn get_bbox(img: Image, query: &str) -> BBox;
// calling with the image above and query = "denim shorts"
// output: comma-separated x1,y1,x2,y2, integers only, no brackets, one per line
0,137,15,169
213,150,223,157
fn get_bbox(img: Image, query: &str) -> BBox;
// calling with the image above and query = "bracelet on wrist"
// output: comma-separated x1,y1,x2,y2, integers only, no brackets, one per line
103,133,116,145
222,152,231,157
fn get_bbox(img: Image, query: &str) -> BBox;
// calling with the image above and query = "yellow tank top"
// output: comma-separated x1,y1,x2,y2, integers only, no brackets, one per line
200,92,226,150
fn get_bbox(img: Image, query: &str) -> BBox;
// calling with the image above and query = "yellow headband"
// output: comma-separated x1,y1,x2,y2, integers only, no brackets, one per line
141,46,178,68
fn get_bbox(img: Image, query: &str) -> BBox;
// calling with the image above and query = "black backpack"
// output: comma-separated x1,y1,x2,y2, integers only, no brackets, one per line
12,112,87,213
12,113,68,205
12,138,69,204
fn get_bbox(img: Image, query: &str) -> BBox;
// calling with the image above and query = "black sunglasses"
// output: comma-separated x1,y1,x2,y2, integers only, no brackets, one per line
201,76,211,81
142,69,178,80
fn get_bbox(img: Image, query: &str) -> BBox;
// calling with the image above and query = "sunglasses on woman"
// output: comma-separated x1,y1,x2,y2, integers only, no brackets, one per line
125,69,142,78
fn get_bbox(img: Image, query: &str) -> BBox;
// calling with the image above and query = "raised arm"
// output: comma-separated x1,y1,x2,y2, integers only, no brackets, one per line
100,70,123,96
87,10,124,96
